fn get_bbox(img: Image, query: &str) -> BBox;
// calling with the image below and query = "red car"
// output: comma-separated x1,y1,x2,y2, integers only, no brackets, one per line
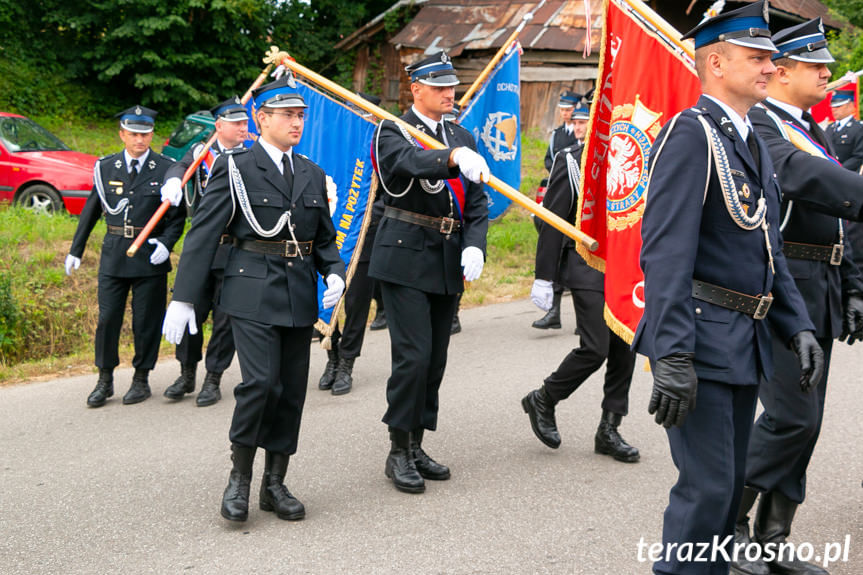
0,112,97,215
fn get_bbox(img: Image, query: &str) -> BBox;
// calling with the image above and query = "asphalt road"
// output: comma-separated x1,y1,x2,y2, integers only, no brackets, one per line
1,297,860,574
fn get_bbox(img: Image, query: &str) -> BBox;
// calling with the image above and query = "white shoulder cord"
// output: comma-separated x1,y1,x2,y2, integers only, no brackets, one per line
374,120,446,197
186,143,204,208
227,155,303,260
93,160,129,216
564,151,582,214
696,114,774,273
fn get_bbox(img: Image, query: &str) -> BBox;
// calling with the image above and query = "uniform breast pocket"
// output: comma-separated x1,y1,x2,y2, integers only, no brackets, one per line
378,228,424,251
220,254,267,314
302,193,328,228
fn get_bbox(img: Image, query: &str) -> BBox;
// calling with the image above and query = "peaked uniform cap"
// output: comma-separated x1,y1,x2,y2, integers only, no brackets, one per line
682,0,776,52
115,105,157,133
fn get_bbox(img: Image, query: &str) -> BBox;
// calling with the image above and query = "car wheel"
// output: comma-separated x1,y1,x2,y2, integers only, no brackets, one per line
17,184,64,215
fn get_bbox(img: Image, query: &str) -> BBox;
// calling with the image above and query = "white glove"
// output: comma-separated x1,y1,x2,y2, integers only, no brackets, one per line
160,177,183,207
162,301,197,345
322,274,345,309
64,254,81,276
148,239,170,265
452,147,490,184
531,279,554,311
461,246,484,282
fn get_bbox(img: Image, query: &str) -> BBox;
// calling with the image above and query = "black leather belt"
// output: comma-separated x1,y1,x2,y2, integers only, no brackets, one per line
233,238,312,257
783,241,844,265
692,280,773,320
107,224,145,238
384,206,461,235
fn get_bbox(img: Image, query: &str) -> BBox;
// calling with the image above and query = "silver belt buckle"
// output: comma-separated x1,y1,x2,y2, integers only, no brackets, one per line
830,244,844,266
284,241,298,257
124,224,135,239
439,217,455,235
753,294,773,320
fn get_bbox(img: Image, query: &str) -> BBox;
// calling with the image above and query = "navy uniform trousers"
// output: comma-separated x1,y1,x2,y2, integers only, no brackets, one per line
538,147,634,414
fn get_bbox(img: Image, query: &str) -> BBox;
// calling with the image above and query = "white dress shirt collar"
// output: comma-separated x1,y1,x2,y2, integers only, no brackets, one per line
703,94,752,141
258,136,293,174
766,97,809,130
124,149,150,173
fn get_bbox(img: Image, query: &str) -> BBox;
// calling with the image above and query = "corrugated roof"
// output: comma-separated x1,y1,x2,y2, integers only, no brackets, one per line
389,1,603,54
386,0,846,54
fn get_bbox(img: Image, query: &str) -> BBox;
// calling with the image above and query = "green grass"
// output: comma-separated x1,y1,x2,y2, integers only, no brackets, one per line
0,119,549,383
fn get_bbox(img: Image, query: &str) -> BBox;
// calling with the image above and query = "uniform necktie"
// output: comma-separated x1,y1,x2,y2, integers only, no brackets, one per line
746,132,760,168
129,158,139,174
282,153,293,192
802,111,829,148
435,123,445,144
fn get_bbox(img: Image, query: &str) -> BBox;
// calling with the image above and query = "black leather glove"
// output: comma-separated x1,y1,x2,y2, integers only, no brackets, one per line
790,330,825,393
839,293,863,345
648,352,697,428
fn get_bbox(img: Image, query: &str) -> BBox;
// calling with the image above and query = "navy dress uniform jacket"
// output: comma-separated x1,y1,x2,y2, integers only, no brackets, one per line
633,96,812,386
368,108,489,293
535,144,603,292
826,117,863,173
172,142,345,327
750,101,863,338
544,125,579,172
70,150,184,276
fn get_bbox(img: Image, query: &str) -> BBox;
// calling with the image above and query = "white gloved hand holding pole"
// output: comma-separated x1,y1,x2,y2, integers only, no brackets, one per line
160,177,183,207
162,301,197,345
322,274,345,309
531,279,554,311
452,147,490,184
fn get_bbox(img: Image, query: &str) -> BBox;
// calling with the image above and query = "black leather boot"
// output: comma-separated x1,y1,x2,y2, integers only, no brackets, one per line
385,427,425,493
164,363,196,399
594,410,640,463
521,386,561,448
754,491,829,575
221,444,256,522
532,292,562,329
87,369,114,407
318,346,339,390
411,428,450,480
369,308,387,331
196,371,222,407
730,488,770,575
259,451,305,520
332,357,354,395
450,314,462,335
123,369,151,405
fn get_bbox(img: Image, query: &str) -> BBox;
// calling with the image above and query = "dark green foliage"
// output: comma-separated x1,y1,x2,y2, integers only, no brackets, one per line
0,0,395,117
0,272,20,363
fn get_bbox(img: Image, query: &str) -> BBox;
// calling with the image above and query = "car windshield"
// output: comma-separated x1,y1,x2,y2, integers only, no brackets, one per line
0,117,70,152
168,117,212,148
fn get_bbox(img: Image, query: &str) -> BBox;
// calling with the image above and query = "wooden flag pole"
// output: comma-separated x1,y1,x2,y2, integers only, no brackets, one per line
264,46,597,251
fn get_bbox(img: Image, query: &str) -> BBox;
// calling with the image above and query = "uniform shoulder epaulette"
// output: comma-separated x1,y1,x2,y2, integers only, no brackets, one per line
295,152,324,174
98,152,119,162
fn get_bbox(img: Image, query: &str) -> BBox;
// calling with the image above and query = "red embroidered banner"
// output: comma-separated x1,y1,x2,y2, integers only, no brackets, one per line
576,0,700,343
810,79,859,125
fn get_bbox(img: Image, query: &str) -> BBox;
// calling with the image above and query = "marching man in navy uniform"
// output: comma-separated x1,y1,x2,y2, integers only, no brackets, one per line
543,90,581,172
522,137,640,463
160,96,249,407
370,51,489,493
733,20,863,575
66,106,185,408
162,76,345,522
825,88,863,173
532,97,592,330
632,3,824,574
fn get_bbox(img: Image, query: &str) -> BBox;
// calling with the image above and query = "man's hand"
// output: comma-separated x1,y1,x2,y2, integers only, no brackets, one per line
648,353,698,428
148,239,169,265
790,330,824,392
64,254,81,276
322,274,345,309
452,147,490,184
530,279,554,311
461,246,484,282
162,301,197,345
160,177,183,207
839,293,863,345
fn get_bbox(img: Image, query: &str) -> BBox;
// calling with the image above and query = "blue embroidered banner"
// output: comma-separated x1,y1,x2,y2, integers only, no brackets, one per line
458,46,522,221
